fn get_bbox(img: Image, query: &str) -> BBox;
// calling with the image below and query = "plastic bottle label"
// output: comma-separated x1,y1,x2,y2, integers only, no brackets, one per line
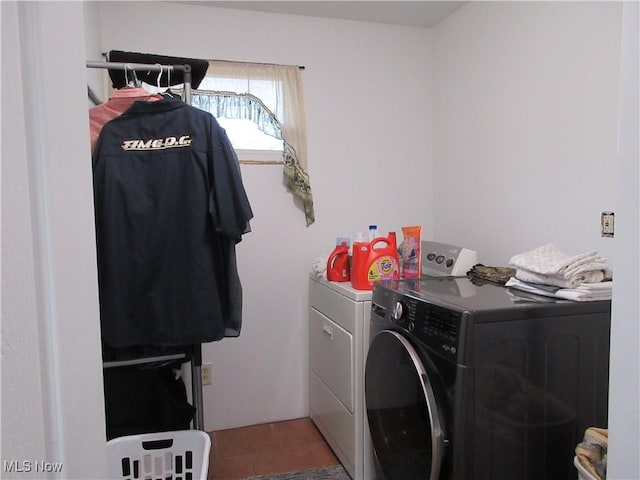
367,256,397,282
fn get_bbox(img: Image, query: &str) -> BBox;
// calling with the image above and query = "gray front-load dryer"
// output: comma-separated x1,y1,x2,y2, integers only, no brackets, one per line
365,276,610,480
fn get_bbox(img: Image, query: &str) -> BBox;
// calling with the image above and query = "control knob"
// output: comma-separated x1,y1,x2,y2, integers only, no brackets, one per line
391,301,405,321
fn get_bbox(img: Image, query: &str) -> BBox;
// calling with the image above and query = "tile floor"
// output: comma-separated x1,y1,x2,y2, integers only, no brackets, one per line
207,417,340,479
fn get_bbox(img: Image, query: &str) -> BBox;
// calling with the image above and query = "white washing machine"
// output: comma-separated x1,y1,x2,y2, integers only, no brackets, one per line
308,275,374,480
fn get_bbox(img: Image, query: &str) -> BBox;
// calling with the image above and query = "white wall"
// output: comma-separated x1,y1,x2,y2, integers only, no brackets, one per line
94,1,433,431
84,1,106,100
1,3,49,473
607,2,640,478
1,2,107,478
433,2,639,478
432,1,621,265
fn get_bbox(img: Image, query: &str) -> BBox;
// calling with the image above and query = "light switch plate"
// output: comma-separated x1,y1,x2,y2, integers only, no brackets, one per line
601,211,614,237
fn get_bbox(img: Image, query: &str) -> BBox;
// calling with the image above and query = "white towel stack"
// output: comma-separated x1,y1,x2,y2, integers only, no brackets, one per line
506,244,612,302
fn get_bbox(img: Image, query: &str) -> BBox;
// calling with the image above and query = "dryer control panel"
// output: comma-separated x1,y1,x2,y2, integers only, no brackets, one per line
421,241,478,277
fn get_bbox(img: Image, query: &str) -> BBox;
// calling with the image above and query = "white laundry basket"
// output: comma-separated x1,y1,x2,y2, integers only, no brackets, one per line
106,430,211,480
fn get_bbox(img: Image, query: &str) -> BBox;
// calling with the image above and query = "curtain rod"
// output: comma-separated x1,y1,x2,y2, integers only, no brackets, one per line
208,59,305,70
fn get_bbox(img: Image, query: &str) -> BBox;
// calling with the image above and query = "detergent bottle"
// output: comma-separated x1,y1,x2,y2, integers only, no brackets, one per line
327,239,350,282
351,232,400,290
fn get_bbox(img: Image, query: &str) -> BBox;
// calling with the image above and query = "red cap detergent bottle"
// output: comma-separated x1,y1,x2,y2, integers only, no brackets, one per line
327,239,350,282
351,232,400,290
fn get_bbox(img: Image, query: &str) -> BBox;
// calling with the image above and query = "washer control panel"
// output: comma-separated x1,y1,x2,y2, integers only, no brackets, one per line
379,293,461,362
418,303,461,360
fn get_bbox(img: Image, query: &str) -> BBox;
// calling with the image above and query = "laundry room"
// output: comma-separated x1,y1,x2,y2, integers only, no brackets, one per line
2,1,637,480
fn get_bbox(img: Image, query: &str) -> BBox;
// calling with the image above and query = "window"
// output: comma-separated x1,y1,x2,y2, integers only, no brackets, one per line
196,76,283,161
192,60,314,225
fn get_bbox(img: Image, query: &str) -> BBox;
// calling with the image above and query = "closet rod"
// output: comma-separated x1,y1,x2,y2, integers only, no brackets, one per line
86,60,189,72
103,353,187,369
86,61,192,100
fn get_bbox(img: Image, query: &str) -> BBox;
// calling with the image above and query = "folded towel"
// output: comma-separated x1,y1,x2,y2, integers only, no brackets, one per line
509,244,612,288
563,255,611,278
555,290,611,302
515,268,605,288
575,281,614,291
575,427,608,480
510,244,597,275
505,278,612,302
311,256,328,279
555,281,613,302
505,278,561,299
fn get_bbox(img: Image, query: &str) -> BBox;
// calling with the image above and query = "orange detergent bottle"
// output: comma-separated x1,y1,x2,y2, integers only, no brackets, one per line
327,240,350,282
351,232,400,290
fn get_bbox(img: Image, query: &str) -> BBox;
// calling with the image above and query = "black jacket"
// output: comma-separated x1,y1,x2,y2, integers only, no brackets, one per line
93,97,253,348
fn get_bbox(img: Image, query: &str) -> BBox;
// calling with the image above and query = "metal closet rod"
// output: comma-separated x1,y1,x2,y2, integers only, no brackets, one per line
86,60,191,73
86,60,192,105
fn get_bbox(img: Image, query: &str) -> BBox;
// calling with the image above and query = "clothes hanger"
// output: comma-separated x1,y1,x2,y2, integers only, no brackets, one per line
159,64,175,99
121,65,141,89
122,66,130,89
130,68,141,88
156,64,162,90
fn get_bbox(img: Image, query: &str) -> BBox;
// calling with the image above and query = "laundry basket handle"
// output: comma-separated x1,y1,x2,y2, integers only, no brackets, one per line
141,439,173,450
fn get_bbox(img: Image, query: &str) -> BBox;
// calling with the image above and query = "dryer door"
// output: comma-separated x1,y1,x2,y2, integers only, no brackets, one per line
365,329,446,480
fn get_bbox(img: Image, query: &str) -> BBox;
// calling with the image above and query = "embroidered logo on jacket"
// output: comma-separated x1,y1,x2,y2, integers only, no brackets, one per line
121,136,192,151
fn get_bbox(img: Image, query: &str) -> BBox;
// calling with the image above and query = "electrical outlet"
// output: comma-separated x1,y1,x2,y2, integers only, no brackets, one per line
201,363,212,385
601,211,615,237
